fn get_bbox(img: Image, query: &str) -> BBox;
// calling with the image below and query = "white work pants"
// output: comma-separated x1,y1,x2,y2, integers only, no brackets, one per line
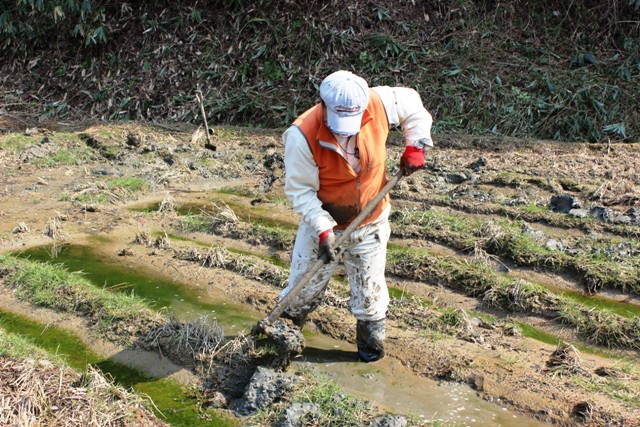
279,206,391,322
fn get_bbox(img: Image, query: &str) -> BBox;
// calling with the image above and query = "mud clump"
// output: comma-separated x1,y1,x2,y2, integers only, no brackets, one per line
255,318,305,357
228,366,298,416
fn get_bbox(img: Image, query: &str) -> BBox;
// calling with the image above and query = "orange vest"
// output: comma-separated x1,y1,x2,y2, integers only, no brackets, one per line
293,90,390,229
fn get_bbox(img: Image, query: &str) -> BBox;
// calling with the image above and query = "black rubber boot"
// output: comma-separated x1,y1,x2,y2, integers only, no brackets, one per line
356,318,385,362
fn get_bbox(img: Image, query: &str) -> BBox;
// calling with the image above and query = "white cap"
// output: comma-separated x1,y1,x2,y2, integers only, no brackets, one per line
320,70,369,136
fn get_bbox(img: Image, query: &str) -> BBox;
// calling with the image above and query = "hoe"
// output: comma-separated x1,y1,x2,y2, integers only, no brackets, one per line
252,169,404,357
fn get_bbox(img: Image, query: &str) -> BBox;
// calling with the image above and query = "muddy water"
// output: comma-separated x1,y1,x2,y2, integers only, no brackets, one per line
299,333,550,427
132,191,298,230
17,243,551,426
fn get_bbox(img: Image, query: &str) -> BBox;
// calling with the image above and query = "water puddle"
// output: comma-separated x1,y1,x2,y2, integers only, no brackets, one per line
14,243,552,426
299,333,550,427
131,191,297,229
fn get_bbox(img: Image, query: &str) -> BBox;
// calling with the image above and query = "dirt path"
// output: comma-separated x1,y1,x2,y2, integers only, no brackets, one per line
1,120,639,426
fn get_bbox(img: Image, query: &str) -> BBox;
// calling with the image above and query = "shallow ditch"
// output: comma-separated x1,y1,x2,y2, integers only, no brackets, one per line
11,242,553,426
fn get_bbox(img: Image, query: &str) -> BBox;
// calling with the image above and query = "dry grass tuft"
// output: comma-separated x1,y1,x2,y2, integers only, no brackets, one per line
134,231,152,246
475,220,506,250
158,192,176,213
546,342,586,377
44,216,63,239
0,357,166,426
211,201,239,224
12,221,30,233
143,314,225,373
133,231,169,249
152,232,171,249
211,333,257,367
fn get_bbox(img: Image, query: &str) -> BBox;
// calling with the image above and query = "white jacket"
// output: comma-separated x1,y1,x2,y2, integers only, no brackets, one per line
283,86,433,234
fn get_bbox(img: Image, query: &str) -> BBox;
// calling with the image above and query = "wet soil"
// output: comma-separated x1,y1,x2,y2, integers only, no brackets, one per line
1,119,639,426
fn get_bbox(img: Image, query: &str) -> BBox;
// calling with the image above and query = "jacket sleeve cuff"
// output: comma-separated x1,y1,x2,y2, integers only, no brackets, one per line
313,215,337,236
409,138,433,149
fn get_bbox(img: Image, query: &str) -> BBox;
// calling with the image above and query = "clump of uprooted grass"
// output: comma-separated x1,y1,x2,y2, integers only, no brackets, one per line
391,209,640,296
386,246,640,351
141,313,226,371
0,254,162,343
545,342,587,378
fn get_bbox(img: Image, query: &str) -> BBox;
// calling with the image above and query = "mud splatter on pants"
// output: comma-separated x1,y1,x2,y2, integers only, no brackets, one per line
279,206,391,322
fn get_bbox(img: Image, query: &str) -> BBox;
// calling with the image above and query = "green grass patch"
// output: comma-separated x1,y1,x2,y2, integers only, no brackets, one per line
108,176,148,193
179,214,214,233
31,147,94,167
392,208,639,294
385,245,640,352
512,321,561,347
572,364,640,409
0,254,158,335
252,370,381,426
0,134,40,153
0,309,94,367
507,322,622,359
520,203,548,215
59,191,110,204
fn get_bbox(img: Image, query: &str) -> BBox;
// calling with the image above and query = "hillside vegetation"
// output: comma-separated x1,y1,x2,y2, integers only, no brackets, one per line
1,0,639,142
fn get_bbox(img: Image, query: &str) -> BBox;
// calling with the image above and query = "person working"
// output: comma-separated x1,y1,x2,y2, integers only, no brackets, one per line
280,70,434,362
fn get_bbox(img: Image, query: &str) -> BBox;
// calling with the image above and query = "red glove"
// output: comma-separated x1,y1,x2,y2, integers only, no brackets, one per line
400,146,425,175
318,229,336,264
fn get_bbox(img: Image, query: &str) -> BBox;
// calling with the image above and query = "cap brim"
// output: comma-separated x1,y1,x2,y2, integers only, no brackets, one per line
326,110,363,135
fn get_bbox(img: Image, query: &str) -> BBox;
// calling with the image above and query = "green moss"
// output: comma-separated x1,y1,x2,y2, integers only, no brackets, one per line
0,309,96,367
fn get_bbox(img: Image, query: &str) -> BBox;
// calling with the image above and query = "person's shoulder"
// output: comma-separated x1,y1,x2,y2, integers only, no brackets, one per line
283,125,305,141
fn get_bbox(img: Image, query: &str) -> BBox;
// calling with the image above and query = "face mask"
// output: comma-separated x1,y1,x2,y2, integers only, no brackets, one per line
328,126,357,137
